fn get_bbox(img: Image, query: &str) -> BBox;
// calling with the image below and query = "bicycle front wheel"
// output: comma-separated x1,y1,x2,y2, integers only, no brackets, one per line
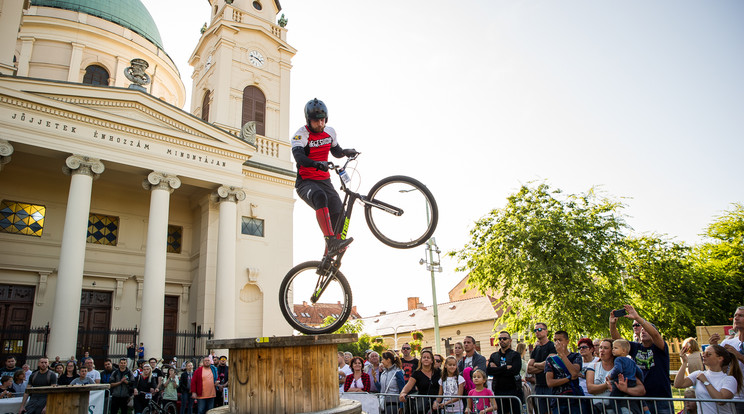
165,401,178,414
278,261,353,334
364,175,438,249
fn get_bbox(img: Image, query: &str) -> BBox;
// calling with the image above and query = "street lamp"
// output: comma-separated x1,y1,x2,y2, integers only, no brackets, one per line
377,324,416,350
400,188,442,354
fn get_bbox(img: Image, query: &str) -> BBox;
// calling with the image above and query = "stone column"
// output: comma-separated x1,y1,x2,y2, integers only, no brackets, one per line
213,185,245,340
48,155,104,359
0,139,13,171
139,172,180,361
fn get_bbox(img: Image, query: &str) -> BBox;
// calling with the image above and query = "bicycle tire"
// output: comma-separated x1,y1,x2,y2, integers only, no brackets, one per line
364,175,439,249
164,401,178,414
279,261,353,334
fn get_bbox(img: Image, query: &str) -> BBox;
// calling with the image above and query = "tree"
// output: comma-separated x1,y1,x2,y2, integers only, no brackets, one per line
322,316,372,356
694,203,744,319
619,235,705,338
452,182,628,341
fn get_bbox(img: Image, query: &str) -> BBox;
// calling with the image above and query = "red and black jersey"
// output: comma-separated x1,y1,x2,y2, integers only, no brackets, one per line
291,125,339,181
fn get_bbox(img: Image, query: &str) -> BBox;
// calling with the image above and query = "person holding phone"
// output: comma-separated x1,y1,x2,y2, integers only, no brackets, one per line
610,305,672,414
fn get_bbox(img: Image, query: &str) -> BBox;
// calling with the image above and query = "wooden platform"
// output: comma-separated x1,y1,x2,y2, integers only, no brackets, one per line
26,384,109,414
208,334,358,414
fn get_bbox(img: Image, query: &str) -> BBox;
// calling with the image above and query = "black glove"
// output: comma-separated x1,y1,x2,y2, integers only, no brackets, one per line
313,161,329,171
342,148,358,157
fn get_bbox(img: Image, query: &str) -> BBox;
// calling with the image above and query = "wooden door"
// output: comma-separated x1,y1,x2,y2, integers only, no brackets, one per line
0,284,35,365
77,291,111,367
162,296,178,360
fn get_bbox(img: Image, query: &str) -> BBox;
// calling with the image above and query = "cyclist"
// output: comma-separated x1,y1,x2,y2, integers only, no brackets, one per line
291,98,358,254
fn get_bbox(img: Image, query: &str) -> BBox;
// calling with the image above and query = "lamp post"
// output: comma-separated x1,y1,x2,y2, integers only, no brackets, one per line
422,234,442,354
400,189,442,353
377,324,416,350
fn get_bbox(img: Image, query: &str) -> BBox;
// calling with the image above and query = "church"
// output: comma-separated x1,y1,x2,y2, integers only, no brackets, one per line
0,0,298,363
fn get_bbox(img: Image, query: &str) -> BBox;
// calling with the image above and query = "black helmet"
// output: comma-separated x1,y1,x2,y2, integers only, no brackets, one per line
304,98,328,125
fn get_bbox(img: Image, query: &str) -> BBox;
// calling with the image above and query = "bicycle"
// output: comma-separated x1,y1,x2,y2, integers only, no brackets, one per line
279,153,439,334
142,393,177,414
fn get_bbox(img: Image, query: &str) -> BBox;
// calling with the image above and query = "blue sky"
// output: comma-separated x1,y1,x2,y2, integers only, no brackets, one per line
144,0,744,317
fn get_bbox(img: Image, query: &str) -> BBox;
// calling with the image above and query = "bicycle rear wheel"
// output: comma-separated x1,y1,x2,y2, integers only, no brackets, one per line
278,261,353,334
364,175,438,249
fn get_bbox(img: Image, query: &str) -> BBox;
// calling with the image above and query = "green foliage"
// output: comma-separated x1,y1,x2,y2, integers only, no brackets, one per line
620,236,702,338
453,182,628,342
322,316,373,356
453,183,744,342
695,203,744,315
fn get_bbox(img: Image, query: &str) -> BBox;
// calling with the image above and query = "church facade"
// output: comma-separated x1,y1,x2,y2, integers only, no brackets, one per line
0,0,297,362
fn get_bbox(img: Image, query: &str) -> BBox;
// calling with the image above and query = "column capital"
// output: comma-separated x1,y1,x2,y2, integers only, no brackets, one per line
213,185,246,203
63,154,105,178
142,171,181,193
0,139,13,170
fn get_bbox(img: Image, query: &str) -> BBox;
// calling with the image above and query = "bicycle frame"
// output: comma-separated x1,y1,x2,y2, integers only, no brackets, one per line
310,155,403,304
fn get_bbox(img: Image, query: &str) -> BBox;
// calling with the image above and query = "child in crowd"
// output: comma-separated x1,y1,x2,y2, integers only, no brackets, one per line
434,356,465,413
676,388,697,414
70,366,95,385
606,339,638,394
465,369,496,414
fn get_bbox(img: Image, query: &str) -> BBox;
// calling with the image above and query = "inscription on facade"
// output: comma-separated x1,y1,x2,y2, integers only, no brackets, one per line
10,112,230,170
11,112,77,133
166,148,227,167
93,130,150,150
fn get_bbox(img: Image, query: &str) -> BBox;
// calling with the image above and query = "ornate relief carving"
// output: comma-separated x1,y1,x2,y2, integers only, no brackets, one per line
142,171,181,193
214,185,246,203
63,154,105,178
0,139,12,171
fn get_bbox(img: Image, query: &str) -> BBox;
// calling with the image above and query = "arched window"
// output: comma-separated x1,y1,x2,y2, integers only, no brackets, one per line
82,65,109,86
201,91,211,122
242,86,266,136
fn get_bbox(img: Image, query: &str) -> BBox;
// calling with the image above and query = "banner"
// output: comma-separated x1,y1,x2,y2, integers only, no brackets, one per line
0,390,105,414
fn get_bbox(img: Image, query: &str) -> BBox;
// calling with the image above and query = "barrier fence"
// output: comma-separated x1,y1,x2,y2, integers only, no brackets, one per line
350,392,743,414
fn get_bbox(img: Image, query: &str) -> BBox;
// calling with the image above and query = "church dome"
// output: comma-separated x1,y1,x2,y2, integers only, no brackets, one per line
31,0,164,50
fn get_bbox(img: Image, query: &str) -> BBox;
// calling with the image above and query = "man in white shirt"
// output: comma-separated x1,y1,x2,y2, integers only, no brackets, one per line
85,358,101,384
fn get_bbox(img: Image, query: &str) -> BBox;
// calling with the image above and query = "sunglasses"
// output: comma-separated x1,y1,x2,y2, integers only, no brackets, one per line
402,347,411,350
632,323,641,327
534,328,545,332
498,337,510,341
434,359,442,363
578,346,590,350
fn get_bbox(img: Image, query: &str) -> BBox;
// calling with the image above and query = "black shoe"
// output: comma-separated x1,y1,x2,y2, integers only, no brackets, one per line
325,236,353,254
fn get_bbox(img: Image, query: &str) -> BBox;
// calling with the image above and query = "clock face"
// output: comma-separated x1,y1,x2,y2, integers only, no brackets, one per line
249,50,265,67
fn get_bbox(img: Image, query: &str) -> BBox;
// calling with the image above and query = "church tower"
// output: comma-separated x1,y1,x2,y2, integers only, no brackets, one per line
189,0,295,142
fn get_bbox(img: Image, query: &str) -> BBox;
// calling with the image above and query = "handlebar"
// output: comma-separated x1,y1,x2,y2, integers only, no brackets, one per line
328,152,360,172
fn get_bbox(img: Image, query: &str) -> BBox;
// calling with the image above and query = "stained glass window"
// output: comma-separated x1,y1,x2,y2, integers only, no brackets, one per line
87,213,119,245
167,225,182,253
241,217,264,237
0,200,45,237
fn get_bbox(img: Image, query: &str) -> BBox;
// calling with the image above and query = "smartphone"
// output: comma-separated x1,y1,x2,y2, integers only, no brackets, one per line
613,309,627,317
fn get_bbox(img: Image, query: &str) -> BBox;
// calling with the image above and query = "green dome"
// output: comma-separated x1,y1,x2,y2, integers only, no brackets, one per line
31,0,164,50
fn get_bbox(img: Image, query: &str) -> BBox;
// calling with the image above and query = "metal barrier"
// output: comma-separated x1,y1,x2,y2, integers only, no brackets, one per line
526,394,744,414
354,392,742,414
375,392,522,414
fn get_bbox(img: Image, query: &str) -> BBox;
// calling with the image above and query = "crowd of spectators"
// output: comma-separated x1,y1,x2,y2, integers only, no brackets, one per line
337,304,744,414
1,347,229,414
